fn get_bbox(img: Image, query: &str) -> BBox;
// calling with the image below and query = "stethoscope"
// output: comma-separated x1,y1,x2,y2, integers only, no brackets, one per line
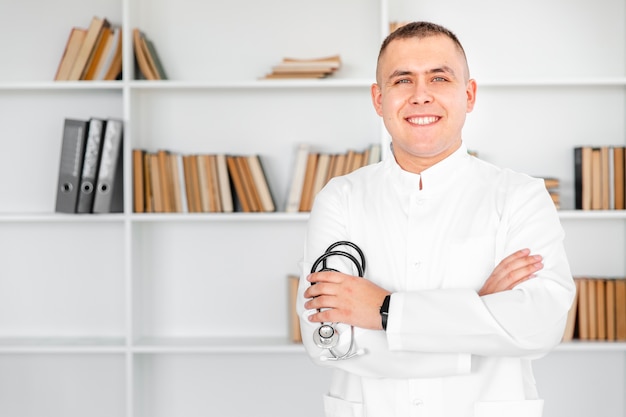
310,241,366,361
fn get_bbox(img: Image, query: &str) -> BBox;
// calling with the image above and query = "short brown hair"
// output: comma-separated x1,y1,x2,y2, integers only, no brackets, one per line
377,21,469,78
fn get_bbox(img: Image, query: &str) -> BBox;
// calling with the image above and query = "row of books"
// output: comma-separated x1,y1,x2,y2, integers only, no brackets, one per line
55,118,124,214
562,277,626,342
133,151,274,213
574,146,626,210
543,177,560,209
286,143,382,212
54,15,166,81
262,55,341,80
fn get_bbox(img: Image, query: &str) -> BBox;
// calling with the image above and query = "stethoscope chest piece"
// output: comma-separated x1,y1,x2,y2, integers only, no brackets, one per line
313,323,339,349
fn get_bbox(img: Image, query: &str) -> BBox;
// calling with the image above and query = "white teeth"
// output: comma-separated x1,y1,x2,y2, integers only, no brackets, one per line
408,116,438,125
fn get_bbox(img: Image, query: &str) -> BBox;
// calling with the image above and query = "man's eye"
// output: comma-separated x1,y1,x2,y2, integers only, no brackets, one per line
433,77,447,82
395,79,411,84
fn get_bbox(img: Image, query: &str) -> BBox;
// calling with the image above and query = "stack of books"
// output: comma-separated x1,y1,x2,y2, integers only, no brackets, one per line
262,55,341,79
562,277,626,342
54,17,167,81
133,150,274,213
543,177,560,209
55,118,124,214
285,143,381,213
133,28,167,80
54,16,123,81
574,146,626,210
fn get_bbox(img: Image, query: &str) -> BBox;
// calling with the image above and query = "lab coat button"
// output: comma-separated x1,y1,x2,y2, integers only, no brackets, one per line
412,399,424,407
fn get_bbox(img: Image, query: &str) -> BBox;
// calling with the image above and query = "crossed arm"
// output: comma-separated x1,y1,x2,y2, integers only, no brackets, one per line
303,248,544,331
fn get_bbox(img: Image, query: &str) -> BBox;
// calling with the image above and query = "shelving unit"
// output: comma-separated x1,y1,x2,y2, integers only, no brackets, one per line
1,0,625,416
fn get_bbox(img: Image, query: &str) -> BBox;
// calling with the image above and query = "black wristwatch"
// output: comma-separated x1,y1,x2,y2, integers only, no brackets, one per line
380,294,391,331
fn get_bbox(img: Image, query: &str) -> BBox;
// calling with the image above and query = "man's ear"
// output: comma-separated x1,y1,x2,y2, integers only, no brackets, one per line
371,83,384,117
465,79,477,113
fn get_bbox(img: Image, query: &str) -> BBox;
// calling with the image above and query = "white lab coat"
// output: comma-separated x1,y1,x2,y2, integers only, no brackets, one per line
297,143,576,417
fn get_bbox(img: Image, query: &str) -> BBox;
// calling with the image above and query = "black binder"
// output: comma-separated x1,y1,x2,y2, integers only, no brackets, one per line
93,119,124,213
55,118,89,213
76,118,106,213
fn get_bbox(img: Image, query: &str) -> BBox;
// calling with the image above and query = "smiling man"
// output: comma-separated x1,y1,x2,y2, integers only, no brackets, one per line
298,21,575,417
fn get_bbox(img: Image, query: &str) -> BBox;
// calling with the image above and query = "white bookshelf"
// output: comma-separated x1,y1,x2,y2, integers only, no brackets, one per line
1,0,625,416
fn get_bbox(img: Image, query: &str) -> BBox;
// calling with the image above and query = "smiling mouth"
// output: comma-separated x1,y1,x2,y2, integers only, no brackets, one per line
406,116,440,126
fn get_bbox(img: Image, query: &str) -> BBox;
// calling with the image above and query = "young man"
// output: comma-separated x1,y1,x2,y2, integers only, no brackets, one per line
297,21,575,417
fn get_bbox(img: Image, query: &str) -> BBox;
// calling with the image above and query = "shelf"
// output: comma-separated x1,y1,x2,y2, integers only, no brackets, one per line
3,77,626,92
0,213,126,223
129,212,309,222
132,337,304,354
477,78,626,88
557,210,626,220
556,341,626,352
0,337,126,354
2,211,625,223
0,81,124,91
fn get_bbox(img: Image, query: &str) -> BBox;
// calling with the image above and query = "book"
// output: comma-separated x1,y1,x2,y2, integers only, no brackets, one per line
216,154,234,213
55,119,89,213
76,118,106,213
226,155,251,212
133,149,145,213
616,279,626,341
285,144,310,213
562,278,580,342
157,149,175,212
577,278,589,340
82,27,114,80
169,152,184,212
606,278,616,341
587,277,597,339
68,16,110,81
149,153,163,212
175,153,188,213
237,155,262,212
207,155,222,212
182,155,201,213
143,36,167,79
299,152,319,212
93,119,124,213
600,146,610,210
288,274,302,343
574,147,592,210
133,28,158,80
310,153,331,205
596,279,606,340
94,26,123,81
196,154,210,212
614,146,625,210
54,27,87,81
263,55,341,79
143,151,154,212
247,155,275,212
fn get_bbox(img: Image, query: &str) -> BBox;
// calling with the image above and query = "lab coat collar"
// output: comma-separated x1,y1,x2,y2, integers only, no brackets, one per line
387,142,471,195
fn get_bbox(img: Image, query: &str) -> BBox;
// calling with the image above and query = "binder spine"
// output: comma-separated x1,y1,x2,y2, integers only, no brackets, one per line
55,119,89,213
76,118,106,213
93,119,124,213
